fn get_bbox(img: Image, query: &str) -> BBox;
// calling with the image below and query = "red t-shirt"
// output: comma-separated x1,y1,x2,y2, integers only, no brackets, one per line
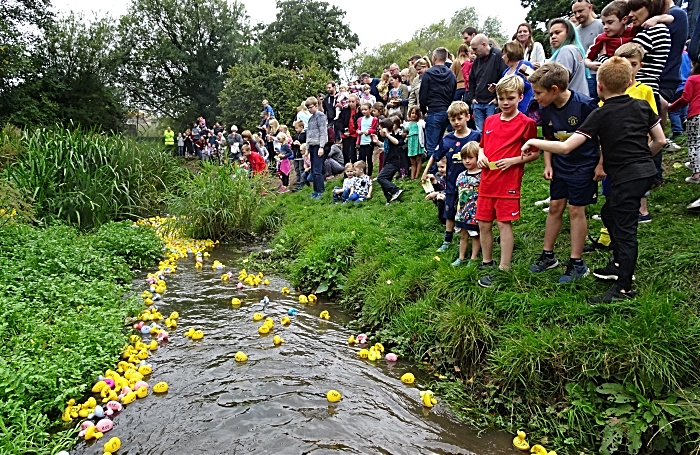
246,151,266,174
479,112,537,199
348,109,358,137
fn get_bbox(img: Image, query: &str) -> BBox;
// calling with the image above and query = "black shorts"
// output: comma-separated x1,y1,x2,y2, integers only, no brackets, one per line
444,192,458,221
550,174,598,206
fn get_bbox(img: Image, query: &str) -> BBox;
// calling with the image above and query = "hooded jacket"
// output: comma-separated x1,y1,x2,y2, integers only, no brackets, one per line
418,64,456,115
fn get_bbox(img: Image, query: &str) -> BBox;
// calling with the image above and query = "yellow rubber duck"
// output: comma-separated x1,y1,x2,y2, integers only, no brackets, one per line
367,347,381,361
128,335,141,344
84,425,103,441
374,342,385,353
138,364,152,375
192,330,204,340
348,335,356,344
401,373,415,384
137,350,149,360
153,382,168,393
195,262,202,269
358,349,369,359
144,298,154,306
419,390,438,407
308,294,317,303
280,316,291,325
264,317,274,328
136,386,148,398
298,295,308,304
263,279,270,285
273,335,284,345
121,391,136,405
234,351,248,362
221,273,229,281
319,310,330,320
169,311,179,319
165,318,177,328
141,291,152,299
147,340,158,351
103,437,121,453
530,445,548,455
258,324,270,334
231,298,241,306
281,287,290,295
326,390,342,403
253,313,264,321
513,431,530,451
92,381,108,393
185,328,195,338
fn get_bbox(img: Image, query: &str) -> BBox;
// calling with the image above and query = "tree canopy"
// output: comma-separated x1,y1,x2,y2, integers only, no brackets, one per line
520,0,608,28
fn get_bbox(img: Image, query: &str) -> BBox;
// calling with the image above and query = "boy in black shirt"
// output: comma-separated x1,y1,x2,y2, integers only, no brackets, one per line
375,117,406,204
522,57,665,303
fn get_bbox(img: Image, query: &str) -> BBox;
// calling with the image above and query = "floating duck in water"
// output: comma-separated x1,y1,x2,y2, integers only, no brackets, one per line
83,425,103,440
138,364,152,375
263,279,270,285
221,273,230,281
368,347,381,361
358,349,369,359
184,328,195,338
260,296,270,310
308,294,317,303
281,287,291,295
253,313,264,321
273,335,284,345
280,316,291,325
385,353,398,362
326,390,342,403
530,445,549,455
169,311,179,320
401,373,415,384
165,318,177,328
144,298,154,306
298,295,308,304
420,390,438,407
157,331,169,342
236,282,245,289
258,324,270,334
231,298,242,306
153,381,169,393
104,437,121,453
287,308,298,316
374,342,384,353
195,262,202,269
513,431,530,451
319,310,330,320
136,386,148,398
192,330,204,340
356,334,368,344
212,260,224,270
234,351,248,362
348,335,356,344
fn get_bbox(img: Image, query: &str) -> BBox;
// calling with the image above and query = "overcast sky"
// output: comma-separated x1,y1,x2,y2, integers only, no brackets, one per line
51,0,531,53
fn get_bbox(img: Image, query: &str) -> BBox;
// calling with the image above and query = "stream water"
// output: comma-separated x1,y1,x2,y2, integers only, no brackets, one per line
71,246,514,455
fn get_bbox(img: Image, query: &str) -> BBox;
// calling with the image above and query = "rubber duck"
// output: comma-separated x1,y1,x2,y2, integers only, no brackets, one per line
165,318,177,328
260,296,270,310
308,294,317,303
298,295,308,304
152,293,162,301
385,353,398,362
348,335,356,344
104,437,121,453
420,390,438,407
263,279,270,285
83,425,103,440
95,419,113,433
368,347,381,361
169,311,179,319
93,405,105,418
142,290,153,298
513,431,530,451
121,391,136,405
287,308,298,316
281,287,290,295
185,328,195,338
144,298,154,306
356,334,368,344
138,364,152,375
358,349,369,359
374,342,385,353
104,401,122,416
128,335,141,344
234,351,248,362
195,261,202,269
237,282,245,289
102,389,118,403
326,390,342,403
221,274,229,281
153,382,169,393
273,335,284,345
137,350,149,360
258,324,270,334
148,340,158,350
231,298,242,306
401,373,415,384
157,331,169,342
136,386,148,398
253,313,264,321
92,381,108,393
192,330,204,340
319,310,330,320
140,325,151,334
530,445,548,455
133,380,148,391
280,316,291,325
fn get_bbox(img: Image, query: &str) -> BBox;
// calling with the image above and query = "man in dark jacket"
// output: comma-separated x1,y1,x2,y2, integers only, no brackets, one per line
322,81,339,142
419,47,456,162
466,34,508,130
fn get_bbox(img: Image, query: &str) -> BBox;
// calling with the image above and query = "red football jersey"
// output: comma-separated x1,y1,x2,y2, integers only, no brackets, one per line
479,112,537,199
247,151,266,175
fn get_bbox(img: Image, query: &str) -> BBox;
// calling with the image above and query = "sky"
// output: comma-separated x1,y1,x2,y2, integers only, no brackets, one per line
51,0,531,53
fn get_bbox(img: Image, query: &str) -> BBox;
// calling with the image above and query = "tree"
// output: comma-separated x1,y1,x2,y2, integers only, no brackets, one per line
259,0,359,76
115,0,251,125
219,62,331,131
520,0,607,28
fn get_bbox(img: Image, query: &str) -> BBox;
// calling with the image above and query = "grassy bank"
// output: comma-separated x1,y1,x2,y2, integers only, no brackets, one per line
256,149,700,454
0,221,163,454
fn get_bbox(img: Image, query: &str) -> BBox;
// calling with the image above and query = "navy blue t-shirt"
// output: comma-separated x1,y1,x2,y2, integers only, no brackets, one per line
540,90,599,176
660,6,688,90
433,129,482,194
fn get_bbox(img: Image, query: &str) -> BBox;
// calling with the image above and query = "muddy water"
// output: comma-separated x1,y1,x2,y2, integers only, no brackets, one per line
72,246,514,455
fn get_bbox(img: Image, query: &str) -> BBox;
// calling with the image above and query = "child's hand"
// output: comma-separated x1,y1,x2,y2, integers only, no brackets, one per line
521,140,537,157
593,163,606,182
543,166,554,181
642,16,660,28
425,192,437,201
436,193,445,201
477,151,490,169
495,157,518,171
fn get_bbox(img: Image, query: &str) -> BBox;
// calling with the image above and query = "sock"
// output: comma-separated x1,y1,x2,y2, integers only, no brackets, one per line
444,231,454,243
482,260,495,266
570,258,584,266
599,227,611,246
543,250,555,259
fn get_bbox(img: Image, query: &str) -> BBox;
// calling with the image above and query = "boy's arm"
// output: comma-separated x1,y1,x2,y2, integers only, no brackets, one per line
648,122,665,156
643,13,674,28
543,152,554,180
421,155,435,182
477,146,489,169
522,135,587,156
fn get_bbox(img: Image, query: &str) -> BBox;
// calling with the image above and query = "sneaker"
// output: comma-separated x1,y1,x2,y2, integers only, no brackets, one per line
558,261,589,283
685,161,693,171
436,241,450,252
530,253,559,273
278,186,290,193
478,270,504,288
310,192,319,199
662,139,681,152
592,262,620,280
390,189,403,202
588,285,637,304
638,212,652,223
542,207,550,213
591,214,602,221
685,176,700,184
451,258,463,267
688,197,700,209
534,197,551,207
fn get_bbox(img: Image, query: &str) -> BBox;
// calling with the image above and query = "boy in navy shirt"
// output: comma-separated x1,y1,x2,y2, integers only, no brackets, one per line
421,101,481,252
528,63,601,283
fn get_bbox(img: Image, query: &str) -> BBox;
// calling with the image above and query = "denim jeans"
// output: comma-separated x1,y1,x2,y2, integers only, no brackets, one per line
586,74,597,99
669,104,688,135
472,103,497,131
425,111,449,159
309,145,325,193
333,186,351,202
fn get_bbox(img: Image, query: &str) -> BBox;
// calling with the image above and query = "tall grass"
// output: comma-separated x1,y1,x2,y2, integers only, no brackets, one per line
4,125,186,229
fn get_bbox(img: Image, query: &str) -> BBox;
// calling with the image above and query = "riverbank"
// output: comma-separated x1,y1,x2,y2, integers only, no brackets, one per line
255,149,700,454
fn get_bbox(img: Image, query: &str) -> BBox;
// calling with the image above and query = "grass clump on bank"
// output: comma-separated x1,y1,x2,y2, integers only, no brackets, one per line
0,221,163,454
257,152,700,454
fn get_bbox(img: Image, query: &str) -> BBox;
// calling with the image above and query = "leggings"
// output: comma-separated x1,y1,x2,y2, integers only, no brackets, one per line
687,115,700,173
358,144,373,176
281,173,289,186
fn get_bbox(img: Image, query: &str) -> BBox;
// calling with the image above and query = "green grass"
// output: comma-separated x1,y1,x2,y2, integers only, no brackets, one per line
256,148,700,454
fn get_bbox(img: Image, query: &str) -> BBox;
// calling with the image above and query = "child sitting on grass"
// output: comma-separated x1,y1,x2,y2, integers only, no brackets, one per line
332,163,355,203
452,142,481,267
522,57,665,303
425,156,448,225
348,161,373,203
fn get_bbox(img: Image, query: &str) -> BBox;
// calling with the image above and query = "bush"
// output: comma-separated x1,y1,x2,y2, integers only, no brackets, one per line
92,221,164,268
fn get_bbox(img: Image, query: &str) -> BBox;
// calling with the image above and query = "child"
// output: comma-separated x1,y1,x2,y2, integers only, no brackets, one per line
452,142,481,267
476,75,540,288
360,84,376,105
291,120,307,191
376,73,390,102
522,57,665,303
356,102,378,177
177,132,184,157
242,144,266,176
332,163,355,203
375,117,406,204
299,144,313,186
585,1,635,71
527,62,600,283
669,60,700,183
276,132,294,192
254,136,269,162
425,156,448,225
335,84,350,120
420,101,481,253
406,107,426,180
371,102,387,172
348,161,373,203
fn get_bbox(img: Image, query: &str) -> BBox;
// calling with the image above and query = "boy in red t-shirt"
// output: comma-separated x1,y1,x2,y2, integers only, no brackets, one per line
476,75,539,288
242,144,266,175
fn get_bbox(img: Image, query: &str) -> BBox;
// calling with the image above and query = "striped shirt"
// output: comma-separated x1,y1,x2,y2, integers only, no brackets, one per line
632,25,671,95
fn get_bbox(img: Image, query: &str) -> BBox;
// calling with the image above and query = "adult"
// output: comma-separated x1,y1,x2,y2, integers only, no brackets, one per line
387,74,409,119
360,72,381,102
407,54,422,68
163,126,175,151
262,99,275,118
513,23,546,68
389,63,400,77
467,34,508,130
451,44,471,101
501,41,534,113
227,125,244,161
408,57,431,110
419,47,456,163
572,0,604,97
339,94,362,165
462,27,478,46
324,143,345,178
322,81,339,141
305,96,329,199
296,102,312,130
548,19,590,96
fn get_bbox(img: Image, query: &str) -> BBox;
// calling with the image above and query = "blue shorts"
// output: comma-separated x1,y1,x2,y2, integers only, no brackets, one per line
444,193,458,221
550,174,598,206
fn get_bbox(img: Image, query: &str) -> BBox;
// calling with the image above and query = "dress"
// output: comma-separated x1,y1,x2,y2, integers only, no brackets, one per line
454,170,481,231
406,121,424,157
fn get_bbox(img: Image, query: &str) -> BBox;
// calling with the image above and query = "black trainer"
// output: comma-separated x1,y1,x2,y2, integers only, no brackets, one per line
588,285,637,304
529,253,559,273
592,262,620,280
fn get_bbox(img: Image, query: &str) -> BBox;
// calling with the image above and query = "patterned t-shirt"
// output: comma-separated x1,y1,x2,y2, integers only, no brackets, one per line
455,170,481,227
353,174,372,199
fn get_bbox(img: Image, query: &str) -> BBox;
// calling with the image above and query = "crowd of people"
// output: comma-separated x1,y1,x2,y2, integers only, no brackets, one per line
164,0,700,303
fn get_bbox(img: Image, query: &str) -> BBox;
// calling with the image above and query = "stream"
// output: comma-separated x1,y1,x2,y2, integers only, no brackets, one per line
71,246,514,454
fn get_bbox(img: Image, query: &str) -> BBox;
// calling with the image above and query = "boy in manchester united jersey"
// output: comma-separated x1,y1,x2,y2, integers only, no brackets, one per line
476,75,539,288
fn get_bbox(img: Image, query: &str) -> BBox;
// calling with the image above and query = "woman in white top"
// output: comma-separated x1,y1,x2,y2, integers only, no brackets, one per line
514,23,545,68
295,102,312,130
